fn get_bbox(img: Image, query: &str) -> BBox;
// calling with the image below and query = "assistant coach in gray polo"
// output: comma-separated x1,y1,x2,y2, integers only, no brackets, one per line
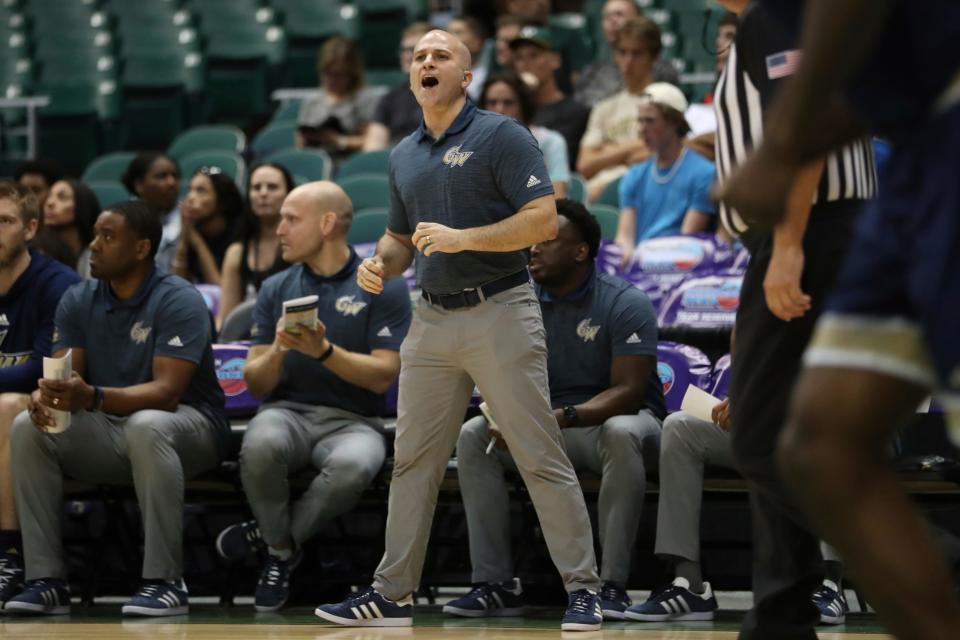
315,30,603,631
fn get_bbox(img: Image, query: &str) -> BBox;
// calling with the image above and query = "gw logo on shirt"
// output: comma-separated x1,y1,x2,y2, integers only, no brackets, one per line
0,351,30,368
442,144,473,168
130,321,152,344
335,295,368,317
576,318,601,343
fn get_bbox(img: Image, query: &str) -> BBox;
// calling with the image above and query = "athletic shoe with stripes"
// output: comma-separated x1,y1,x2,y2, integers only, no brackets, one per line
624,577,717,622
3,578,70,615
315,587,413,626
813,579,848,625
442,578,525,617
255,549,302,612
561,588,603,631
599,582,632,620
0,551,25,606
121,579,189,616
215,520,265,561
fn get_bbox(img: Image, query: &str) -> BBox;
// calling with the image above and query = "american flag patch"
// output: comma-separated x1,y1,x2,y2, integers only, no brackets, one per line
766,49,801,79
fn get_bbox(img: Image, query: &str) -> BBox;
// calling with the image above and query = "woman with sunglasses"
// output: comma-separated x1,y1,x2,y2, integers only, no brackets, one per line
217,163,293,329
171,167,242,285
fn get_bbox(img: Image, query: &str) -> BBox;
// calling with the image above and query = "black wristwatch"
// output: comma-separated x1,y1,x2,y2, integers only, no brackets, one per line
562,404,579,428
316,342,335,362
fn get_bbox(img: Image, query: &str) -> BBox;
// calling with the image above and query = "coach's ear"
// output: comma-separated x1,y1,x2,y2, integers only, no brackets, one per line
135,237,152,261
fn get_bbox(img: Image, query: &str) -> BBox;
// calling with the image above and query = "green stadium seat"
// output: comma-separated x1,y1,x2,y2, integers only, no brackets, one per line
347,207,389,244
356,0,427,70
250,122,296,160
82,152,137,183
567,174,588,204
168,125,246,161
336,150,391,180
120,53,190,149
589,203,621,241
366,68,406,89
86,180,131,208
337,174,390,211
266,148,332,183
596,176,622,208
178,151,246,191
270,99,302,123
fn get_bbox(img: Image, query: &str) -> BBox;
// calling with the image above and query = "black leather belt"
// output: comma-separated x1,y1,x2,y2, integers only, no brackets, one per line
421,270,529,310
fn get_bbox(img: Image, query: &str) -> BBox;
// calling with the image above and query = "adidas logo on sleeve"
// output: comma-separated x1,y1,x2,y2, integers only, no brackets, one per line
377,326,393,338
626,333,643,344
167,336,184,347
526,175,542,188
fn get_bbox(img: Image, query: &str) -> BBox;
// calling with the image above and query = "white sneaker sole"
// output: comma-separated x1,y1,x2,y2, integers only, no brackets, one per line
561,621,602,631
624,610,714,622
819,614,846,625
315,607,412,627
122,605,188,617
3,601,70,616
442,605,525,617
601,609,626,620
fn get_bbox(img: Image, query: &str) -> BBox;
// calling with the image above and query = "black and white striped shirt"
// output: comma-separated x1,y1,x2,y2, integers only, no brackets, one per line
714,4,877,236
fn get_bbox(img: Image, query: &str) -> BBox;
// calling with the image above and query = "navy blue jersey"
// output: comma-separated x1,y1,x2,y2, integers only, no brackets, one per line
537,269,665,419
251,249,411,415
388,100,554,294
0,251,80,392
55,269,229,453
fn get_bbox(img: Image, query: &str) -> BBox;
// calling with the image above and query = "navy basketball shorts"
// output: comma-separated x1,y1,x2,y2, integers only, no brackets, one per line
803,101,960,443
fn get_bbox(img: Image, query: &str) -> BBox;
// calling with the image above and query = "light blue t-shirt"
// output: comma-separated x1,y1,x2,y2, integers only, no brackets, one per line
618,149,716,244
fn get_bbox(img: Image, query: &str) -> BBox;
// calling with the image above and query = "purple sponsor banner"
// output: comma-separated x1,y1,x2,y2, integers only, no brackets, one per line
598,235,736,312
710,353,732,399
214,343,262,417
658,273,742,329
657,341,712,413
196,283,221,318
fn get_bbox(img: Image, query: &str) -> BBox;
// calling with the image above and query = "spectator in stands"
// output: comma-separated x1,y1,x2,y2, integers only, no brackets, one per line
214,182,410,612
121,152,181,272
6,200,228,617
614,83,716,267
14,159,63,211
685,12,739,140
578,17,665,202
510,27,590,170
37,180,100,278
448,15,490,102
494,14,526,70
363,22,431,152
479,73,570,197
446,199,663,621
297,37,386,164
171,167,242,285
217,163,294,330
504,0,550,25
0,182,80,608
574,0,680,107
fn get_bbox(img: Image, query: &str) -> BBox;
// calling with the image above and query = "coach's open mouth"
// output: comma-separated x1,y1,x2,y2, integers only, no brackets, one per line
421,75,439,88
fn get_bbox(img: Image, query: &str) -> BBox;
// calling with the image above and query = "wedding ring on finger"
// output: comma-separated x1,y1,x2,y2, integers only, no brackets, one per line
53,397,60,407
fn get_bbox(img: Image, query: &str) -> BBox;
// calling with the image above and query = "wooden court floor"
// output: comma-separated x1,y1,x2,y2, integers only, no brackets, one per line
0,607,894,639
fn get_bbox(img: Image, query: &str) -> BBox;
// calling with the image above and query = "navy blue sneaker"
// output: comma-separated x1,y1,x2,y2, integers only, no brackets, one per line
0,551,24,606
255,549,302,612
443,578,525,617
3,578,70,615
813,580,848,625
315,587,413,626
624,577,717,622
599,582,632,620
121,579,189,616
561,588,602,631
216,520,265,561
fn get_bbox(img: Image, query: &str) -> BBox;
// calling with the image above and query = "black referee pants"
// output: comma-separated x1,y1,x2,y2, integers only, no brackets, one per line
730,200,861,640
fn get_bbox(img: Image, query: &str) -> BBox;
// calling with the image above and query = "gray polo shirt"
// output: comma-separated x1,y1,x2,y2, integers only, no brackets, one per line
537,269,665,420
250,249,411,417
388,100,555,294
54,269,230,454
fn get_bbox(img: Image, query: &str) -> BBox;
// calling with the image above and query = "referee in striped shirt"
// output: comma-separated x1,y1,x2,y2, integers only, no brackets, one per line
713,2,876,639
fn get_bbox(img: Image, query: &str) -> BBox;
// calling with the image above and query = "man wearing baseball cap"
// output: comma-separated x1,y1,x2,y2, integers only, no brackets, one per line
613,82,717,267
510,26,590,171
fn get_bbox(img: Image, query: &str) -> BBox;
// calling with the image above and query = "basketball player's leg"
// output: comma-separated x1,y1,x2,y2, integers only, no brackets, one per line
779,318,960,640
